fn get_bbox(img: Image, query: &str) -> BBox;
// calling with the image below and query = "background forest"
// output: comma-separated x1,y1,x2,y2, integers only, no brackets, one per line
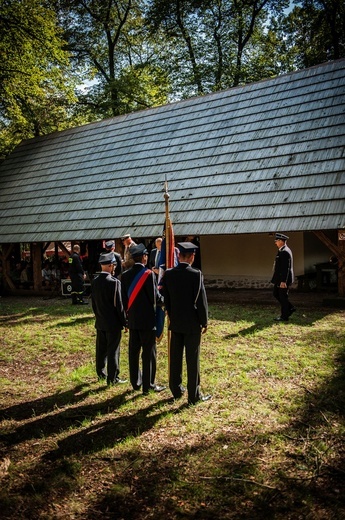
0,0,344,158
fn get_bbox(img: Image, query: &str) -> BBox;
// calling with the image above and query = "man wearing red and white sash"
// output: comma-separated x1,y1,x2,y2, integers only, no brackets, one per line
121,243,166,395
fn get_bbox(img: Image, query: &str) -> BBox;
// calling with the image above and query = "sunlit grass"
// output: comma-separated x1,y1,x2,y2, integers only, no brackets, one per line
0,296,344,519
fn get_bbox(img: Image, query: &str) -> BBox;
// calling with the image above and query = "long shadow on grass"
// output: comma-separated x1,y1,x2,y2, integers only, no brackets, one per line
82,433,272,520
210,303,334,334
52,316,94,327
0,383,97,421
0,312,52,327
0,388,133,446
43,396,175,461
0,397,185,520
84,346,345,519
270,341,345,517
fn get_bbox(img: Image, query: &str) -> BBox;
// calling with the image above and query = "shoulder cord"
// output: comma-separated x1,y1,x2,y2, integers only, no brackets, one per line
194,270,202,309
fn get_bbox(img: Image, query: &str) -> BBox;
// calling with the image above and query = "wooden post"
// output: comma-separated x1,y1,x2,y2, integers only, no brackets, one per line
32,242,42,291
1,244,16,291
338,230,345,296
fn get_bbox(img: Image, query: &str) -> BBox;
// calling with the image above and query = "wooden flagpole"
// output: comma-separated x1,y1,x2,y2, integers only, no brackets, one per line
164,178,171,270
164,178,172,378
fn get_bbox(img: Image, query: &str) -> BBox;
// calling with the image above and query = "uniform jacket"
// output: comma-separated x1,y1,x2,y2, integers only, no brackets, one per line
162,263,208,334
271,246,293,285
91,272,126,331
149,248,160,269
121,263,162,330
283,244,294,283
68,252,84,276
113,252,122,278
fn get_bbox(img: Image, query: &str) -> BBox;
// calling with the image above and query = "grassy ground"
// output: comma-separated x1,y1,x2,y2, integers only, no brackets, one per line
0,292,344,519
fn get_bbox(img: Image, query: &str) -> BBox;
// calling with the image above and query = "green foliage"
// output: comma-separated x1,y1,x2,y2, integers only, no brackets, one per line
1,0,343,157
277,0,345,69
0,0,79,157
145,0,291,96
56,0,170,118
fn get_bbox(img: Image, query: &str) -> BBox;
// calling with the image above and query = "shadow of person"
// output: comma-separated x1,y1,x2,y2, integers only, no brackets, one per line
225,324,264,338
0,389,133,447
44,397,175,461
0,383,94,422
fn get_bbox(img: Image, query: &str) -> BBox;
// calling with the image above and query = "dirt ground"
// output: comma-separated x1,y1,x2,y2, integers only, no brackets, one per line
1,288,344,309
205,288,345,308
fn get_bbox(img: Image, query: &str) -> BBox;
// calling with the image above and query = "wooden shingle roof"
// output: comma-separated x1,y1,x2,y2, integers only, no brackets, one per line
0,59,344,243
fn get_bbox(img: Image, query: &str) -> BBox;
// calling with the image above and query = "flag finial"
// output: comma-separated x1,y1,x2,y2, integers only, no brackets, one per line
164,177,169,201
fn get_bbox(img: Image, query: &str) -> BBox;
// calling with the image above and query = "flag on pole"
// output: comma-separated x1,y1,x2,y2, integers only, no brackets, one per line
155,179,176,341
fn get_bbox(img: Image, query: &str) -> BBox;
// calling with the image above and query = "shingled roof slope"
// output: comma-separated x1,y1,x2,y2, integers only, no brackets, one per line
0,59,344,243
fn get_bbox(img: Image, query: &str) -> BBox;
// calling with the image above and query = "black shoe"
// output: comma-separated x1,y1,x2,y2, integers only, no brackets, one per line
107,378,127,386
173,386,186,399
289,307,296,316
189,394,212,405
153,385,166,392
274,316,289,322
98,373,107,381
77,300,89,305
143,385,166,395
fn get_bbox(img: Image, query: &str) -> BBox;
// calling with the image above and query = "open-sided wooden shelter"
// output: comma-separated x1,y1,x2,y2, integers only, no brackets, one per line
0,59,344,295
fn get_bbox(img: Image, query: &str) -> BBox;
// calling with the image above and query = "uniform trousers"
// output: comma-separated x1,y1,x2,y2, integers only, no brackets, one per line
128,329,157,393
273,285,293,320
169,331,201,404
96,329,121,384
70,273,84,303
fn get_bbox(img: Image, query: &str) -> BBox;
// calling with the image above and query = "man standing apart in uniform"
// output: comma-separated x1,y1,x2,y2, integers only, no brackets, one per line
271,233,296,322
91,252,127,385
121,243,166,395
68,244,87,305
161,242,211,405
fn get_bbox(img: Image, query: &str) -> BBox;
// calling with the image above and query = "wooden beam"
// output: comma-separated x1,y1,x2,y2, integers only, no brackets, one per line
1,243,14,261
313,231,345,261
57,241,71,257
3,272,16,291
313,230,345,296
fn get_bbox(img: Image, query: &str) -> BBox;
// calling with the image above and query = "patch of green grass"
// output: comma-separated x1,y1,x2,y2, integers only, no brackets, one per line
0,296,344,519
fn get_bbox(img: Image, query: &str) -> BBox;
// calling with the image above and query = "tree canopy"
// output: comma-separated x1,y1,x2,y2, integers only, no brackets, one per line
0,0,78,157
0,0,343,157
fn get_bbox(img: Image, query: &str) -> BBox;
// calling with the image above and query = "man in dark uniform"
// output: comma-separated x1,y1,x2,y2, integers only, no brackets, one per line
161,242,211,405
121,243,166,395
91,252,127,385
68,244,87,305
271,233,296,322
104,240,122,278
149,237,162,275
